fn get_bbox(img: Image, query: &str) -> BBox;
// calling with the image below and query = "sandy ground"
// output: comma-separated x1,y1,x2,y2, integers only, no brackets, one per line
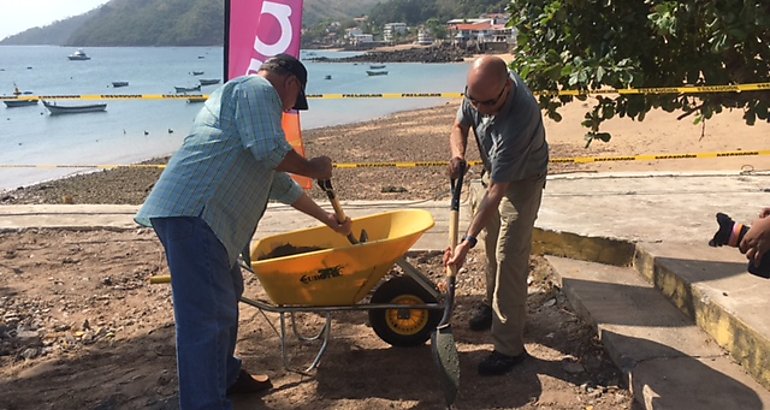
1,90,768,409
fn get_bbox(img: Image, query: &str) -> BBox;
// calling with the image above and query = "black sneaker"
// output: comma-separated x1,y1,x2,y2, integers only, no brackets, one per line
477,350,528,376
469,303,493,331
227,369,273,395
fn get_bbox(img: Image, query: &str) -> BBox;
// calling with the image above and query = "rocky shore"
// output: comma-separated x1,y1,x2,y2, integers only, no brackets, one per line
311,43,476,63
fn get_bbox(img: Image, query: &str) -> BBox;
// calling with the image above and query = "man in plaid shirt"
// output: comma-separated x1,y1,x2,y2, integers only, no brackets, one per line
136,54,351,409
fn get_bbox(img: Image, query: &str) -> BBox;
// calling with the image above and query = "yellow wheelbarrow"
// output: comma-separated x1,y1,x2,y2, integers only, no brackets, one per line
239,208,444,371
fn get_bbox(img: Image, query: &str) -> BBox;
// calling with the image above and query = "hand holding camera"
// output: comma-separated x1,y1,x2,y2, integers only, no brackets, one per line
709,212,770,278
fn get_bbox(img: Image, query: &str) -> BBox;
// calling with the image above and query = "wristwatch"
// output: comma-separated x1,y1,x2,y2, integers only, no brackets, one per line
462,235,478,249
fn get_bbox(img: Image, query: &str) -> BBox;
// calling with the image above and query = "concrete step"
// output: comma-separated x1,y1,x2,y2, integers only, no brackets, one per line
547,255,770,409
633,241,770,393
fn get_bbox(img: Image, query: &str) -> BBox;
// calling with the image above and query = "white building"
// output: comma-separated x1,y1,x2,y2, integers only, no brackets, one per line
351,33,374,46
383,22,408,42
449,21,516,47
416,28,433,45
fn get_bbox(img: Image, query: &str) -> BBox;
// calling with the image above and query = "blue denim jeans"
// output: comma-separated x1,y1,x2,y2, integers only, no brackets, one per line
151,216,244,410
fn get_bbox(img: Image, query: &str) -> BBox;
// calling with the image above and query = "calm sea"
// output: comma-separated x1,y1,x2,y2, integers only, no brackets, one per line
0,46,469,191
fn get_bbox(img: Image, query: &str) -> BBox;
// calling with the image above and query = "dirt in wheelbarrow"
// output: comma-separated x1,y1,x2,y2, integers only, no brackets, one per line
0,228,634,409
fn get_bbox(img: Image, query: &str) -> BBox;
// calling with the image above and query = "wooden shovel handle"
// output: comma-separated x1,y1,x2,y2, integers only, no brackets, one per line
318,179,358,244
446,162,465,278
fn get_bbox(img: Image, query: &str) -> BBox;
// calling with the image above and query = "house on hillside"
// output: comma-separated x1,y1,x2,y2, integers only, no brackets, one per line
416,28,433,45
448,20,516,49
480,12,510,25
383,22,408,43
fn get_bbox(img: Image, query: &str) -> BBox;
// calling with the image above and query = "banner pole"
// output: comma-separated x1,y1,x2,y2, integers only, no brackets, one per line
223,0,231,80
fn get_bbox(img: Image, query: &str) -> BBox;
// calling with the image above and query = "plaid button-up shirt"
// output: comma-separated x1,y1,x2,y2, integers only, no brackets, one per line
135,75,303,266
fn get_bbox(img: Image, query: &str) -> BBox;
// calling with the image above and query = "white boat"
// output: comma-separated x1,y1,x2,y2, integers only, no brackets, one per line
68,49,91,61
42,100,106,115
366,70,388,76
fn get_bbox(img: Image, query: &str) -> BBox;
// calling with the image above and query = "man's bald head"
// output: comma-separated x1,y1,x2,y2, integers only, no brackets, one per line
467,56,509,91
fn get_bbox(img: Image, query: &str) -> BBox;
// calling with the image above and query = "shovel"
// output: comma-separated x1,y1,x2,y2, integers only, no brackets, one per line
431,162,465,407
317,179,368,244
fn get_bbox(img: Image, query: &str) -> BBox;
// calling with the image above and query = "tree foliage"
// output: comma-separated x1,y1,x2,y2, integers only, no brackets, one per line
508,0,770,145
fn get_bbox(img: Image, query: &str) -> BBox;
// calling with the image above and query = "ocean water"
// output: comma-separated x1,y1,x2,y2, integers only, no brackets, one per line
0,46,469,191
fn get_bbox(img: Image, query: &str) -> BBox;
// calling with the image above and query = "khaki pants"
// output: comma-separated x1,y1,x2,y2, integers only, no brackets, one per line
469,172,545,356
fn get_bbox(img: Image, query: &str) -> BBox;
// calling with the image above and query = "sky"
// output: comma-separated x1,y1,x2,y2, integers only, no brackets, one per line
0,0,111,40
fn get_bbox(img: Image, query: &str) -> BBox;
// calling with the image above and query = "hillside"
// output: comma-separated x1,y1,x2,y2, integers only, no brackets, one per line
0,0,381,46
0,11,97,45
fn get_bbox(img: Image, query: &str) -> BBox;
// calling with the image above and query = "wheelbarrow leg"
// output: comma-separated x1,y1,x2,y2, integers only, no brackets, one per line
290,312,332,372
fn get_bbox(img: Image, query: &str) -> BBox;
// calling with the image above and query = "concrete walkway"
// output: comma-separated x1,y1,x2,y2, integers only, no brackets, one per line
2,170,770,408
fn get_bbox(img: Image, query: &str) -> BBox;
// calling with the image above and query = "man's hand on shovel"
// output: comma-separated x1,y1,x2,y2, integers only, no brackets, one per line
317,179,368,244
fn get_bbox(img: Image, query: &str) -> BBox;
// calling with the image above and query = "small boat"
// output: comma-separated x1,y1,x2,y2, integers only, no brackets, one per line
366,70,388,76
191,71,204,76
324,75,332,80
175,85,202,93
111,81,129,88
68,49,91,61
4,99,39,108
370,64,386,69
7,84,37,106
187,96,207,103
199,78,220,86
42,100,106,115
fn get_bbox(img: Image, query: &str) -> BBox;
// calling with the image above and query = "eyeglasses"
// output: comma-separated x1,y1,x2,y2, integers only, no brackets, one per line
464,82,507,107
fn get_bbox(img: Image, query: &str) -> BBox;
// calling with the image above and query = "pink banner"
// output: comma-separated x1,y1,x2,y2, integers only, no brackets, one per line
227,0,304,79
227,0,309,188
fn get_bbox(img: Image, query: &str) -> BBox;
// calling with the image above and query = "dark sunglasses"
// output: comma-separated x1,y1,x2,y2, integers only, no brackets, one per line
464,82,507,107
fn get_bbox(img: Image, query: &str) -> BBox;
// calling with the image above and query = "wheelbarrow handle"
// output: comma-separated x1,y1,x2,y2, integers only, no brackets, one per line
317,179,359,244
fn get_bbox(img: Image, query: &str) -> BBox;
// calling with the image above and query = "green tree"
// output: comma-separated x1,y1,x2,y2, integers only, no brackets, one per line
508,0,770,146
425,17,447,40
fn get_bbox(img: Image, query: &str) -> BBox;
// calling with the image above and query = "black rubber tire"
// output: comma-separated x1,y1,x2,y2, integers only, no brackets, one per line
368,276,442,347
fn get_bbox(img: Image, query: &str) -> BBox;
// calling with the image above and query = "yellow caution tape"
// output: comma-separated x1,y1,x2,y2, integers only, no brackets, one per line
2,150,767,170
1,82,768,101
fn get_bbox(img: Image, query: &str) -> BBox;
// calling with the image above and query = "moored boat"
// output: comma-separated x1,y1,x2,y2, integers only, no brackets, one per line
68,49,91,61
366,70,388,76
370,64,386,69
111,81,129,88
42,100,107,115
191,71,204,76
199,78,220,86
4,99,39,108
175,85,202,93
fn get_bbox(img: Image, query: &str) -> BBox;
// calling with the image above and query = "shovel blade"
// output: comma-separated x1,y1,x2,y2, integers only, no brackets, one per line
431,325,460,406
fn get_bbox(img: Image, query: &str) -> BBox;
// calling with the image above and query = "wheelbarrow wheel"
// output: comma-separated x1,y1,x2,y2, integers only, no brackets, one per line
369,276,441,347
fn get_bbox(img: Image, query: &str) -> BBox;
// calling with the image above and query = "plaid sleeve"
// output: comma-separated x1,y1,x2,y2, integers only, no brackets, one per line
234,81,293,170
269,172,304,205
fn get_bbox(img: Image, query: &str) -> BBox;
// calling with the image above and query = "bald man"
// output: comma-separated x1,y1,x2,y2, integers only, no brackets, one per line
446,56,549,376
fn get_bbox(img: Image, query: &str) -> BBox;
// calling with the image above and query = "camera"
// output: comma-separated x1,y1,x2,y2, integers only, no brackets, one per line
708,212,770,278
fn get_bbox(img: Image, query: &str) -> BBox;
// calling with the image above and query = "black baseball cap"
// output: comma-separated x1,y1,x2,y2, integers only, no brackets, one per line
260,53,309,110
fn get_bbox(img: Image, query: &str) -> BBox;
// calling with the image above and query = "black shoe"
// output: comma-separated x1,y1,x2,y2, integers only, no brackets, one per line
227,369,273,396
469,303,493,331
477,350,528,376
